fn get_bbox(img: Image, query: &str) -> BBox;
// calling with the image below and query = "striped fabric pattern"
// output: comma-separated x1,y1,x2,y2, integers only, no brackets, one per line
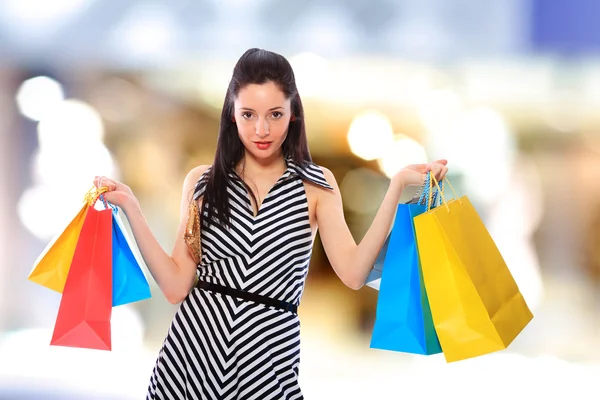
147,158,332,400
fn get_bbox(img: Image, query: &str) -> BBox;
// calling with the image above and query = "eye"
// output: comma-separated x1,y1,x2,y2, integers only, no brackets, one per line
241,112,253,119
271,111,283,119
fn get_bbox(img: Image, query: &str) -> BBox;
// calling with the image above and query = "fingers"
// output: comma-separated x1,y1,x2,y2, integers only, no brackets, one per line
427,160,447,169
94,176,117,191
397,160,449,182
426,160,449,181
427,164,448,182
100,191,117,204
406,163,429,173
439,165,448,181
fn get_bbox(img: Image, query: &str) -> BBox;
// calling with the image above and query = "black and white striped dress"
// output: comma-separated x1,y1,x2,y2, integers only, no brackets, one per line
147,158,333,400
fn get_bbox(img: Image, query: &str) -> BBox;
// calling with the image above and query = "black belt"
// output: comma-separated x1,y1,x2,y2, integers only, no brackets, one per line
196,280,298,314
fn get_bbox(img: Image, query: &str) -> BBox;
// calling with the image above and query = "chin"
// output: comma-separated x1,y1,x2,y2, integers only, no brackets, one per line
245,145,283,161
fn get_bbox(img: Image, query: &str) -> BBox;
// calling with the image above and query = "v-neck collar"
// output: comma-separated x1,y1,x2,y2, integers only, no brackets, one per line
228,158,293,218
228,157,333,190
227,157,333,219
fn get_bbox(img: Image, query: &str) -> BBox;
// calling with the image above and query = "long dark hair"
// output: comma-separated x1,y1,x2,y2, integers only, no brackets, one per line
202,48,312,228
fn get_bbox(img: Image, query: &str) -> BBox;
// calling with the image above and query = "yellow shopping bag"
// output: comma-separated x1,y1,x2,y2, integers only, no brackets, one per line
413,174,533,363
28,187,107,293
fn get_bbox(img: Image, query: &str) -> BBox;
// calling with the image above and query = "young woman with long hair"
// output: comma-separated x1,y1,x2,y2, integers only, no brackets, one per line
95,48,448,400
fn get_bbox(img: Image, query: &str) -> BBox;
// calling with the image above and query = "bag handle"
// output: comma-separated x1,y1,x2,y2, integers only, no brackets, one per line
427,171,461,212
418,173,443,208
83,185,112,209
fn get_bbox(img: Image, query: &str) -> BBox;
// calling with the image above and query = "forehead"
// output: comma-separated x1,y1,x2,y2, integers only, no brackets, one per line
234,81,290,109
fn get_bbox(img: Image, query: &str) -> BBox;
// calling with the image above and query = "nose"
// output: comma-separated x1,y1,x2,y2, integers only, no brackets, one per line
255,117,270,137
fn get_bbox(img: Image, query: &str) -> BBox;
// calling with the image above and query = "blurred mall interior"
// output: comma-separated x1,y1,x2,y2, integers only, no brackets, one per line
1,0,600,398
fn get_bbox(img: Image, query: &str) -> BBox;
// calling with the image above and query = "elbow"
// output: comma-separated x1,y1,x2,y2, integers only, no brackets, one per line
333,260,365,290
166,293,186,305
346,280,364,291
164,287,189,305
166,294,184,305
342,272,365,291
163,266,195,304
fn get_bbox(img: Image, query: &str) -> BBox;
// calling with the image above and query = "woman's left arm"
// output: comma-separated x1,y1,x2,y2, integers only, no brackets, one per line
316,162,446,290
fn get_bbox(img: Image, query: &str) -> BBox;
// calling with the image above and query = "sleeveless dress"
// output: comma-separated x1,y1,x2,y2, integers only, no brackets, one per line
146,158,333,400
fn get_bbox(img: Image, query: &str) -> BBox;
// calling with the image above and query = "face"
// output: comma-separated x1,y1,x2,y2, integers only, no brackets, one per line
233,81,292,161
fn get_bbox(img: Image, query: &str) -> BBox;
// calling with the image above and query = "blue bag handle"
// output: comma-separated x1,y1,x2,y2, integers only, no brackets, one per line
417,172,444,208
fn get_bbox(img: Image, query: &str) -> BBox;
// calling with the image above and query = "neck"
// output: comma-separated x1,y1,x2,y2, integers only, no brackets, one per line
237,151,286,177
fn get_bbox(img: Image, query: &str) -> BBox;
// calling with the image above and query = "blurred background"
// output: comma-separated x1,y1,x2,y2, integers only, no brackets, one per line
2,0,600,398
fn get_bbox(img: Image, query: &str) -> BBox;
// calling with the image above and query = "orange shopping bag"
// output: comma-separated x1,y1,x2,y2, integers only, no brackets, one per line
28,203,88,293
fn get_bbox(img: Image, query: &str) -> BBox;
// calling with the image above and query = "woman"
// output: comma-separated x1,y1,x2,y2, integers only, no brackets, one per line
95,48,448,400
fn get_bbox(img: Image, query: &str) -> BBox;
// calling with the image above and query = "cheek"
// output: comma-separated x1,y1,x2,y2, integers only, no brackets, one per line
237,124,254,140
236,124,260,146
272,126,289,142
271,120,290,139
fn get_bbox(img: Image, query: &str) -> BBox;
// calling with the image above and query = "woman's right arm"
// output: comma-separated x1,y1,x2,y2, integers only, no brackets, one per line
95,165,209,304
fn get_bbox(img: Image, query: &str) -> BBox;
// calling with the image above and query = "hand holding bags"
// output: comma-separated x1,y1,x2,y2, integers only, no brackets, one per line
413,173,534,362
29,186,152,350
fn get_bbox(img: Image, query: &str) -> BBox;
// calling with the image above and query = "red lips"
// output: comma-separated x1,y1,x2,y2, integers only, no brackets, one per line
254,141,272,150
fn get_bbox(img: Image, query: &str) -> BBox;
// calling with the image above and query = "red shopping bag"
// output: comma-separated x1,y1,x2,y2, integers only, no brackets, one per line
50,195,113,351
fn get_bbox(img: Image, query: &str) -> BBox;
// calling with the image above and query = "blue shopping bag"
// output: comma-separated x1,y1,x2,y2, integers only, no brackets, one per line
365,177,441,291
369,174,442,355
111,206,152,306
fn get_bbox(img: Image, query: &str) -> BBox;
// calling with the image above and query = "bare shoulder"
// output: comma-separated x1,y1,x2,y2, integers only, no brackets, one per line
181,165,211,201
184,165,210,186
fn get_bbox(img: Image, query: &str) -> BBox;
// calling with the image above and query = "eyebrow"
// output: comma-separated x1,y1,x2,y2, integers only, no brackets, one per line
239,107,284,112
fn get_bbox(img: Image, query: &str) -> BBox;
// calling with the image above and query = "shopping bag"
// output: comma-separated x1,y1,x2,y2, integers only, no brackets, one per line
364,235,389,290
365,180,442,291
28,203,88,293
50,190,113,351
111,206,151,306
370,175,442,355
413,174,534,362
